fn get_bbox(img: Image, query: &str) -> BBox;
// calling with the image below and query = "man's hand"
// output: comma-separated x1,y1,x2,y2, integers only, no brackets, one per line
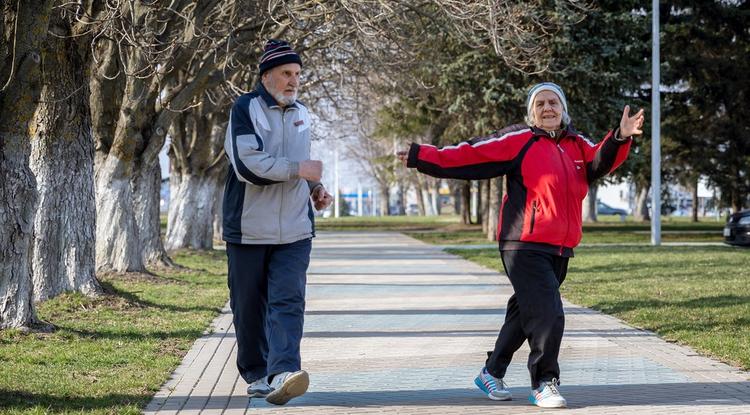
396,150,408,166
619,105,645,138
299,160,323,182
311,185,333,211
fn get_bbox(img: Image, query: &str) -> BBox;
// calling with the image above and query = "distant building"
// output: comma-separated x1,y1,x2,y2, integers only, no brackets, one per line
598,178,719,218
597,181,631,214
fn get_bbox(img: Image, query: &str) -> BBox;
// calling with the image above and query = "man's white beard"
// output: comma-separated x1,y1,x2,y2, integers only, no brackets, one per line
275,91,297,106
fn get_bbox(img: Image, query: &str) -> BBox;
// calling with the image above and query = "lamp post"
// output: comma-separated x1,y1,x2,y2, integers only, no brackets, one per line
334,142,340,218
651,0,661,246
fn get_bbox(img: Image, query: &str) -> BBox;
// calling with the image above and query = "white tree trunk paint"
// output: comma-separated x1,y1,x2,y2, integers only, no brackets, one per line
166,175,219,250
0,141,37,328
30,17,100,301
95,155,144,272
135,163,172,266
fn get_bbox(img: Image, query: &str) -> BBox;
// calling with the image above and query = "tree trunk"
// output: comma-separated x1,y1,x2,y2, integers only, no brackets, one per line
134,161,173,266
166,104,227,252
0,0,54,329
379,183,390,216
89,39,124,166
0,132,38,328
29,13,101,301
92,47,171,271
582,183,598,222
213,181,224,243
0,144,37,328
166,174,219,250
487,177,503,241
450,180,461,215
211,117,228,243
414,174,426,216
461,181,472,225
430,178,441,215
90,42,140,272
633,184,651,221
730,181,743,213
396,181,406,215
421,187,432,216
95,155,143,272
475,180,483,225
166,169,225,250
481,180,490,233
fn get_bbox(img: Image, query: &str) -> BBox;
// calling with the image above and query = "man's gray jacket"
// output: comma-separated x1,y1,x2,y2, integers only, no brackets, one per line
222,83,317,245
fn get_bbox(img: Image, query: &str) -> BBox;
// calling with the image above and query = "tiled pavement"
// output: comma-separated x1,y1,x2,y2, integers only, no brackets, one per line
144,232,750,414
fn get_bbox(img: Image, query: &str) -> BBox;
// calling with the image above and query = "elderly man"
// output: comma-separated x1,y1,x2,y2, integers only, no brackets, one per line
223,39,333,405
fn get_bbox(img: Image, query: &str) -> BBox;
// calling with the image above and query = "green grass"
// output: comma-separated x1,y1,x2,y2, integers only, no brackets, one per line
387,215,727,245
0,250,229,414
446,245,750,370
167,213,721,243
410,228,724,245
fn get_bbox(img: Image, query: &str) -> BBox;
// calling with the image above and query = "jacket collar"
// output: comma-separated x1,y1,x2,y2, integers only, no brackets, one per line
255,82,298,110
531,124,577,141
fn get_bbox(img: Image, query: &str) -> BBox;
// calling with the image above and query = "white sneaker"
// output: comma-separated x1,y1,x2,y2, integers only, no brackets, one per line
265,370,309,405
529,378,567,408
246,376,272,398
474,367,512,401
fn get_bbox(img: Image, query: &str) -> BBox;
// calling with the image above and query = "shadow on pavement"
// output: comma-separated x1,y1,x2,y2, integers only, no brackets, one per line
144,382,750,411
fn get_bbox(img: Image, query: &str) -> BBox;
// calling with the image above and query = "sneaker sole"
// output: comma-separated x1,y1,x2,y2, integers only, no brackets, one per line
247,389,270,398
265,371,309,405
474,377,512,401
529,395,567,408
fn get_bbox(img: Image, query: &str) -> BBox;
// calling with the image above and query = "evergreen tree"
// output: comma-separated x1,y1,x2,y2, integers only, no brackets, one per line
662,0,750,212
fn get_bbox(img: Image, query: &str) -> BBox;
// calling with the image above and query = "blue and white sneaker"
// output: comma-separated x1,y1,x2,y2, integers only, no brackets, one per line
474,367,512,401
246,376,272,398
529,378,567,408
265,370,309,405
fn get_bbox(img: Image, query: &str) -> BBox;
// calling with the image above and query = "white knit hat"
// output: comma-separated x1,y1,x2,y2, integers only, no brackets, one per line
525,82,570,127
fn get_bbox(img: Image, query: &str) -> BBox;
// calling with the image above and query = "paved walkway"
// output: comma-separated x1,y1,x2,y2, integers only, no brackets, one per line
144,232,750,414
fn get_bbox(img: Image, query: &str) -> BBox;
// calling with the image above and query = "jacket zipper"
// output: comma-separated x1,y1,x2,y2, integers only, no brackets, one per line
529,200,537,234
279,110,286,243
556,141,571,254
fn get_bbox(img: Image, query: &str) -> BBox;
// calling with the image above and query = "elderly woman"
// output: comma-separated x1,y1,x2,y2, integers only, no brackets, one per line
398,82,644,408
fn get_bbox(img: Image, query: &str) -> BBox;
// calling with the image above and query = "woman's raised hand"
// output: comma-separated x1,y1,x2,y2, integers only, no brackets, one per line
396,150,409,166
620,105,645,138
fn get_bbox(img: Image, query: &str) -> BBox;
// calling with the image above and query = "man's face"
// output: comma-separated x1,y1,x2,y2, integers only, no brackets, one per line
262,63,301,107
532,90,563,131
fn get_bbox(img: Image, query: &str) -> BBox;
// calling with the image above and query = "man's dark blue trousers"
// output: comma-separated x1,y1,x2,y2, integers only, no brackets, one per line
226,238,311,383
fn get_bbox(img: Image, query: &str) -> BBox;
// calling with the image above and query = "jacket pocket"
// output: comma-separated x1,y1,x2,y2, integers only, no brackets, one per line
241,185,280,241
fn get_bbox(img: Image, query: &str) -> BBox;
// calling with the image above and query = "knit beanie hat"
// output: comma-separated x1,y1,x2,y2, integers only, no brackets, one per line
525,82,570,127
258,39,302,76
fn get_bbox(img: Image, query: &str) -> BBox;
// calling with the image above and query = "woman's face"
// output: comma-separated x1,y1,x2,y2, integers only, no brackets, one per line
532,90,563,131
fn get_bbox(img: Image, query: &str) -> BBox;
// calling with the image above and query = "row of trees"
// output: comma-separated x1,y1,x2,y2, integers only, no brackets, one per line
345,0,646,230
2,0,290,328
2,0,748,330
1,1,587,328
349,0,749,229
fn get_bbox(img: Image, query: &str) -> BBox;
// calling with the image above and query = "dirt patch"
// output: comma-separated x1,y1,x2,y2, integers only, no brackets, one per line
98,271,190,286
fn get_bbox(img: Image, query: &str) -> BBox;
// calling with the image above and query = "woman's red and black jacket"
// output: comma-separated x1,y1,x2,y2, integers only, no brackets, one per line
406,124,632,257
